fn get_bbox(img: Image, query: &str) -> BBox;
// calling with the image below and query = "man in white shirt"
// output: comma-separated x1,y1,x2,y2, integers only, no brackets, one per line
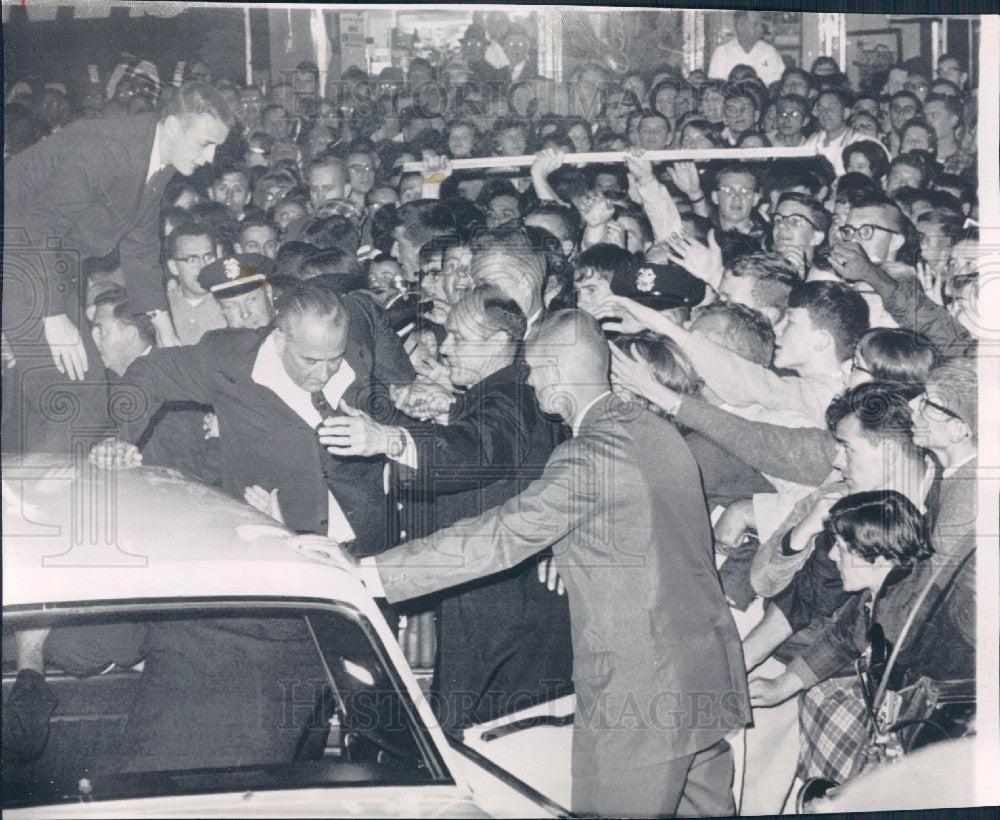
708,11,785,86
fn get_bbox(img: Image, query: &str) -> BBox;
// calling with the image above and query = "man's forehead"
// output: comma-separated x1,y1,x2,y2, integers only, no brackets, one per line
215,171,249,187
718,171,755,187
186,113,228,140
175,233,213,251
243,224,276,238
286,314,346,345
777,199,812,217
848,205,896,227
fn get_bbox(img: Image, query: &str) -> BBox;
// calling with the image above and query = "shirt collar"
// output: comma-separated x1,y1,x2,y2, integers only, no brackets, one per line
251,331,355,427
572,390,614,437
942,451,976,479
146,123,165,183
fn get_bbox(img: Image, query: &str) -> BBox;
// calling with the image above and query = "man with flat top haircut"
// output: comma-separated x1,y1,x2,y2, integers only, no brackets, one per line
355,310,751,816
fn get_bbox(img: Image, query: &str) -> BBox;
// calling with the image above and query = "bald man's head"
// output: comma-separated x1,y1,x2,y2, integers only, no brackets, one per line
524,309,611,421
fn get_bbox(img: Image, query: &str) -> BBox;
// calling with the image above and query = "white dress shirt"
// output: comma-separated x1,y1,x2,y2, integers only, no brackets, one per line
251,331,358,543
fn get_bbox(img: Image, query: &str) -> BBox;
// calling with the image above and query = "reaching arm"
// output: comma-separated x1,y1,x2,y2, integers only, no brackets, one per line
613,297,828,419
397,385,537,494
674,395,836,486
742,602,793,672
376,437,595,603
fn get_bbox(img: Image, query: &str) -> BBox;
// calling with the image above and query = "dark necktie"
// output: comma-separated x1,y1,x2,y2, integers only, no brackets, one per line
923,457,944,533
311,390,336,423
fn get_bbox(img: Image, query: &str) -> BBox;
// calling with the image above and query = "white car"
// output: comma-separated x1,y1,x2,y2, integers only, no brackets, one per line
1,456,572,818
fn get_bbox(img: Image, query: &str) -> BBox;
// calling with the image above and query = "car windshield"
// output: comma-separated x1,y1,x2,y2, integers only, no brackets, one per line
2,602,449,808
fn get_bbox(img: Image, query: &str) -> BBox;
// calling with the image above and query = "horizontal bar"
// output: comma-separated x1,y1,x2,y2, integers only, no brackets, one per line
402,146,820,173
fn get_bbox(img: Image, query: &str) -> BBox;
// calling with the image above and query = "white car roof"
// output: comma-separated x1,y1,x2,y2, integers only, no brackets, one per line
2,455,372,612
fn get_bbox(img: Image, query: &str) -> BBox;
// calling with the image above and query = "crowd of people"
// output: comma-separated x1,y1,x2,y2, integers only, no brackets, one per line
2,8,981,816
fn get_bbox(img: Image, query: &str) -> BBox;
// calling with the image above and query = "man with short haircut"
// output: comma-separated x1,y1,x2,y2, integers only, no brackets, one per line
235,217,279,259
344,150,377,209
207,164,252,221
252,169,297,213
634,109,672,150
922,93,964,167
772,192,832,277
885,152,933,194
717,251,799,326
308,156,350,211
884,91,922,155
3,81,230,454
769,94,811,147
708,10,784,86
720,88,761,145
392,200,457,278
712,162,765,238
360,309,751,816
572,243,633,320
164,220,226,345
936,54,969,90
90,287,220,486
524,201,580,259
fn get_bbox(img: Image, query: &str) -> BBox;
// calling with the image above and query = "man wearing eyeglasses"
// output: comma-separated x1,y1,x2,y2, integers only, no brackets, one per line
711,162,766,239
883,90,922,155
164,221,226,346
771,192,831,277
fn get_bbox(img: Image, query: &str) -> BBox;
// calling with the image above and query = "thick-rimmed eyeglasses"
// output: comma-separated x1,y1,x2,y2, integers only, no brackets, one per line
773,213,820,231
716,186,756,199
173,252,217,266
918,395,963,422
837,223,901,241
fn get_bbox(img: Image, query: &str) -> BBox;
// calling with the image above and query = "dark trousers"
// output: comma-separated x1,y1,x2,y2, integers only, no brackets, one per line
572,739,735,818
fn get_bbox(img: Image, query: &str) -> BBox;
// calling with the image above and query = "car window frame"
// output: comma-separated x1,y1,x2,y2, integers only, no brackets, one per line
2,595,454,808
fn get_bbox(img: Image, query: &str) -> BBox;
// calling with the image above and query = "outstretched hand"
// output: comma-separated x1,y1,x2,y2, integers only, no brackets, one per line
318,401,392,457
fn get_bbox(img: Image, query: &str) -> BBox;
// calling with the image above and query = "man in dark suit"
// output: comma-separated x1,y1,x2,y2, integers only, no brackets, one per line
357,310,751,815
2,83,231,455
114,279,414,557
317,285,572,737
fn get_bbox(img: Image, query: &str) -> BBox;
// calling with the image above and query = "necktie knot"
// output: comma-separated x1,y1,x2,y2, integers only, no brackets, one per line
311,391,335,419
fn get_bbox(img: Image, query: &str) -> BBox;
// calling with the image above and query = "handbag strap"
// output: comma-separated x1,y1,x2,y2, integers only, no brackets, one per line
872,556,956,723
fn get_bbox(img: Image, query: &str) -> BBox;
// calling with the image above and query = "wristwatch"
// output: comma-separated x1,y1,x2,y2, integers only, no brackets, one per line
387,428,407,459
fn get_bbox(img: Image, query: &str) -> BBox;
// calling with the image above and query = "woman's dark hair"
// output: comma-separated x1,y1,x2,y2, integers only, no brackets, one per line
834,171,884,204
680,118,725,148
824,490,932,567
856,328,938,387
841,140,891,181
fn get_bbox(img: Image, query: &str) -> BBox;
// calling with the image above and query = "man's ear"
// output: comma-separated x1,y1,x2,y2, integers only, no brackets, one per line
165,259,179,278
711,191,720,208
343,182,352,198
273,325,286,355
813,327,835,354
888,232,905,258
234,242,245,255
947,416,973,443
810,229,825,248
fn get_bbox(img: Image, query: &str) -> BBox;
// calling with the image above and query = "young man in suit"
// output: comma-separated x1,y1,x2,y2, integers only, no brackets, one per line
349,309,751,816
3,82,231,455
